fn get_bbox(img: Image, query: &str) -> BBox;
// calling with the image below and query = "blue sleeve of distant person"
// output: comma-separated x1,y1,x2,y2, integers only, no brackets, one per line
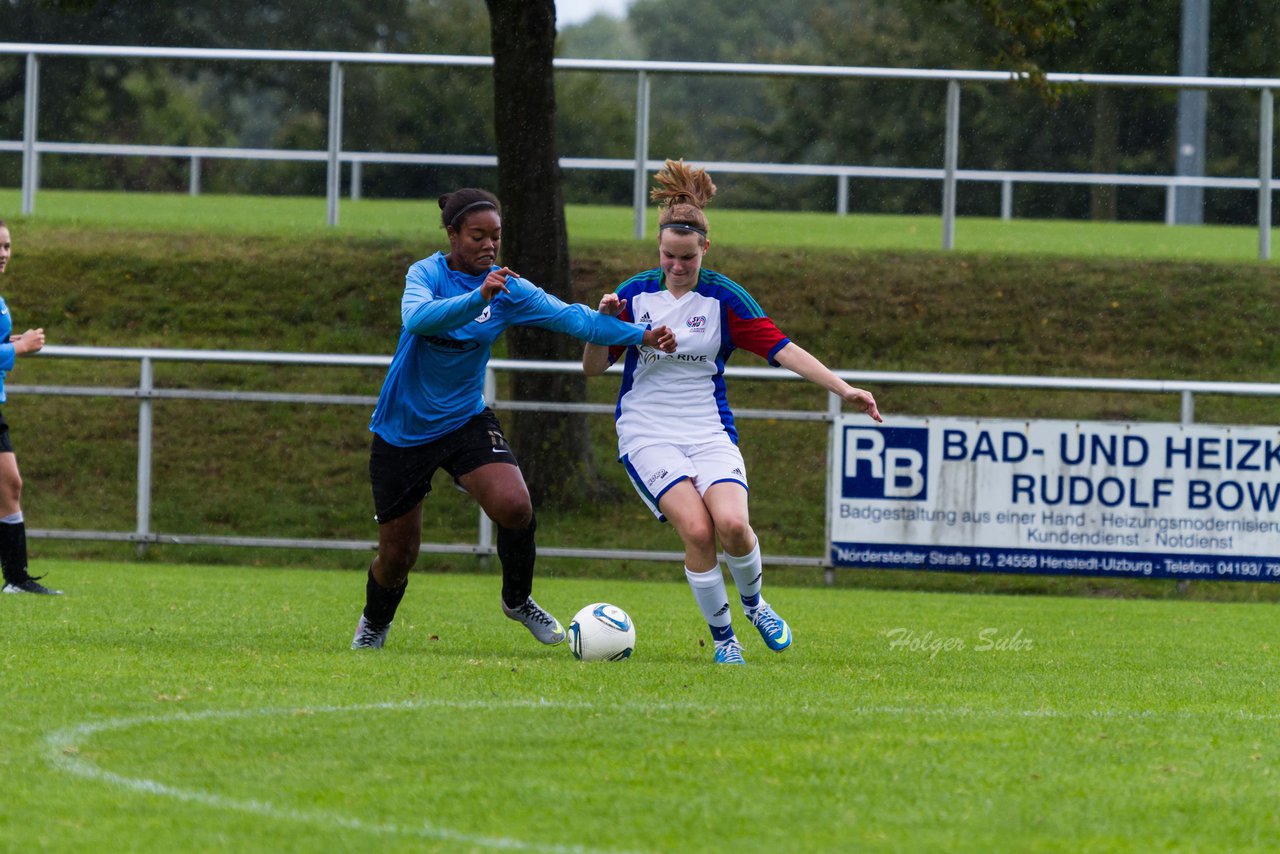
400,262,488,335
0,300,14,373
504,278,647,345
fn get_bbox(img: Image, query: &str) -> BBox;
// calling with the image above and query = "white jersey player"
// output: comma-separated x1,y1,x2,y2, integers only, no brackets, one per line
584,160,882,665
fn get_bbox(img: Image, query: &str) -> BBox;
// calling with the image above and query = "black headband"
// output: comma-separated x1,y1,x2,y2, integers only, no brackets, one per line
659,222,707,239
449,200,498,228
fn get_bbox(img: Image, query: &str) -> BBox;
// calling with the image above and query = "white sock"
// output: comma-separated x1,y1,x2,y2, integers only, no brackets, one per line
685,565,735,644
725,542,763,614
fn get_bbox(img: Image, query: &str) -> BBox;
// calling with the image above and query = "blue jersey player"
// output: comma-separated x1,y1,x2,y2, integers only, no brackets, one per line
351,190,677,650
0,219,56,596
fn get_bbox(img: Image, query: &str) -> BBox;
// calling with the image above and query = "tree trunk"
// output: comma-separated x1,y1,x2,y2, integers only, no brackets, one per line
1089,87,1119,221
484,0,596,507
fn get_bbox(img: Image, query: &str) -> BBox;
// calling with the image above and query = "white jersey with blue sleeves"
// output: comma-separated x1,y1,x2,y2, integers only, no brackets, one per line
371,251,648,446
606,268,790,457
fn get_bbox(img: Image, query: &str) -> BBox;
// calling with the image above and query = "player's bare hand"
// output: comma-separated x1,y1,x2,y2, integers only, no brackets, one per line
597,293,626,317
12,328,44,355
481,267,515,301
643,324,677,353
844,387,882,422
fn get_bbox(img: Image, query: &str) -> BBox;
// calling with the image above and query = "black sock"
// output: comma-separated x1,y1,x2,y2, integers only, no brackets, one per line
498,514,537,609
363,568,407,627
0,521,29,585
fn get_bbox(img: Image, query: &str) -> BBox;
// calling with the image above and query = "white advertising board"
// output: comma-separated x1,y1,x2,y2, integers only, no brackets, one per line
829,416,1280,581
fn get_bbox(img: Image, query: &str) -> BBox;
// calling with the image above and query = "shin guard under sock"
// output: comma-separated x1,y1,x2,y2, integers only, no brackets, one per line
0,516,29,585
497,514,537,609
725,541,764,613
363,568,407,627
685,565,735,644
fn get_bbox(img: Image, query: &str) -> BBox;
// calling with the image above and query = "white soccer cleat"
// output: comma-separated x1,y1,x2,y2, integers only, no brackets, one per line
502,597,566,645
350,615,391,649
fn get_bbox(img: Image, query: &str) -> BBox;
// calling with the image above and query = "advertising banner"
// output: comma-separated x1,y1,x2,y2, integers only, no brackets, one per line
830,416,1280,581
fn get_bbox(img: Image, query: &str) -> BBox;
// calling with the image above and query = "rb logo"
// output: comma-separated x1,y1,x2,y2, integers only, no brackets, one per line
842,427,928,500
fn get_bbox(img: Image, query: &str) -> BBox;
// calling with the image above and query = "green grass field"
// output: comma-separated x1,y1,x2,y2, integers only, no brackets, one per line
3,560,1277,852
0,190,1277,850
2,187,1278,261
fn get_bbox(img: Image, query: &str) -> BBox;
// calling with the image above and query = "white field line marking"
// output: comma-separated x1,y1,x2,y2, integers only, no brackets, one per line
46,698,628,854
45,699,1279,849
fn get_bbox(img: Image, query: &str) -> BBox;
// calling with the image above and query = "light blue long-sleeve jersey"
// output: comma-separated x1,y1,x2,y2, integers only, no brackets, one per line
370,251,649,446
0,295,18,405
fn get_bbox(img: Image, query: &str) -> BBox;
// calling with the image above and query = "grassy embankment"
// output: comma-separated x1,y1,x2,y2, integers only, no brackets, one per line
3,189,1280,600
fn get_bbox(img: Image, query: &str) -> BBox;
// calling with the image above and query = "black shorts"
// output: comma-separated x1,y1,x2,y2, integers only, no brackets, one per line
0,409,12,454
369,408,518,524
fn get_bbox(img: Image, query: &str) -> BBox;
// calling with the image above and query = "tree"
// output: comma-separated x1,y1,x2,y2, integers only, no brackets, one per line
951,0,1102,93
484,0,597,506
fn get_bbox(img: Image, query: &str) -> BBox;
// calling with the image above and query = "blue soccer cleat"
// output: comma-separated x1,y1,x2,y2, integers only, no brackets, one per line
713,638,746,665
748,602,792,652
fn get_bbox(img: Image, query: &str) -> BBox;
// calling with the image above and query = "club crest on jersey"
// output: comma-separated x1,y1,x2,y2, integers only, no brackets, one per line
686,315,706,328
473,305,492,323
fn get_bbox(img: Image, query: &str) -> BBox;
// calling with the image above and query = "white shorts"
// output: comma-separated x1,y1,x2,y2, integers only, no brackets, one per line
620,440,748,522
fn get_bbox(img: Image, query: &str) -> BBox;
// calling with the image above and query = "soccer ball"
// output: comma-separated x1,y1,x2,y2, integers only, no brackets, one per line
568,603,635,661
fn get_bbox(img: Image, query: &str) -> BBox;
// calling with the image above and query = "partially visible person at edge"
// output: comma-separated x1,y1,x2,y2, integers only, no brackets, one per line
0,219,56,595
583,160,882,665
350,189,677,650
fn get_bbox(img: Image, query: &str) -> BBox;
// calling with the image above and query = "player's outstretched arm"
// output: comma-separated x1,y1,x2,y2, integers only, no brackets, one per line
773,342,882,422
513,281,674,352
584,293,622,376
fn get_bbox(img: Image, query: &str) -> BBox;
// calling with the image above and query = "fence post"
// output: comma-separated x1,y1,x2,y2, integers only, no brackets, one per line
477,366,496,564
1000,179,1013,220
632,70,651,240
1165,184,1177,225
326,61,344,228
188,155,201,196
823,390,842,586
351,160,362,201
1180,389,1195,424
837,174,849,215
21,53,39,216
941,80,960,250
1260,89,1274,261
136,357,154,556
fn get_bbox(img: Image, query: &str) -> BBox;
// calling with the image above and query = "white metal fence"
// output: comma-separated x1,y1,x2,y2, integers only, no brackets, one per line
1,43,1277,256
17,344,1280,569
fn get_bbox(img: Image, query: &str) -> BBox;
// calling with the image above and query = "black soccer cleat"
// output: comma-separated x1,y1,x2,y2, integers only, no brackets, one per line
2,576,63,595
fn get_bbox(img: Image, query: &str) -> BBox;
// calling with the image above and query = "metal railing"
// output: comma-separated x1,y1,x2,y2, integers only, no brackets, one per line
1,43,1277,256
16,344,1280,568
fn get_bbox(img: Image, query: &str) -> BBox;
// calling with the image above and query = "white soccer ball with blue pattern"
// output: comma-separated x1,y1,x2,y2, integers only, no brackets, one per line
568,603,635,661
